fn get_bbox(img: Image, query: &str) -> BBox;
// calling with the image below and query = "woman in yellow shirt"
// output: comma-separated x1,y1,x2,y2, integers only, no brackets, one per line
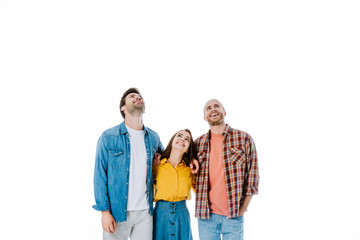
152,129,196,240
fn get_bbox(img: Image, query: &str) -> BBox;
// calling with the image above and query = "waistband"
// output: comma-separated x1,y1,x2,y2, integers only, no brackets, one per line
155,200,186,209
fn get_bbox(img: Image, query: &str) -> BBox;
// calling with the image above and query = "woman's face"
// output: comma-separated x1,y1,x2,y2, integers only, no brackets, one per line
171,130,191,153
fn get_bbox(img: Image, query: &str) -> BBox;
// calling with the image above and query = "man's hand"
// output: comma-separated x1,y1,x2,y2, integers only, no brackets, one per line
153,153,161,165
102,211,116,234
238,195,253,216
189,159,200,174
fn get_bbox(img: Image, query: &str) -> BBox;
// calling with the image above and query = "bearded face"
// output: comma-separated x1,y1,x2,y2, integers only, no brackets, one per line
123,93,145,116
204,99,226,126
206,110,224,126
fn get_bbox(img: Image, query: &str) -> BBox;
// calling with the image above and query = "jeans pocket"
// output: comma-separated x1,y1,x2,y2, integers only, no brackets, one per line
231,215,244,223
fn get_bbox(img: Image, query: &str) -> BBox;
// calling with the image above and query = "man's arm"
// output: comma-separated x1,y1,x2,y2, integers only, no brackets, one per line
153,137,164,165
239,195,253,216
158,139,164,152
93,134,111,211
244,134,259,196
228,134,259,220
93,135,117,233
190,138,200,174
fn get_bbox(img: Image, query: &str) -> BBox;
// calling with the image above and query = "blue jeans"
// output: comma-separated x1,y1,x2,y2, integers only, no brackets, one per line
198,213,244,240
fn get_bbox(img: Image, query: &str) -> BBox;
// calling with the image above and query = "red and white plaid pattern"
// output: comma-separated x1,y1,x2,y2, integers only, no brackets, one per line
194,124,259,219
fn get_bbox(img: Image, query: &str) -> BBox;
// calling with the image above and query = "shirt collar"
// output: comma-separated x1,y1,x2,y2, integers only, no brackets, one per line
160,158,186,166
119,121,148,135
206,124,231,139
160,158,168,165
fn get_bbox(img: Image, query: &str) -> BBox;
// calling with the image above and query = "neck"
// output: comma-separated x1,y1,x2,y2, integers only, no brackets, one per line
168,150,184,168
124,114,143,130
209,122,226,135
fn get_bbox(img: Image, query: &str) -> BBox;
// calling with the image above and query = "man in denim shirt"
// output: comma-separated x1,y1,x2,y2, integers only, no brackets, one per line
93,88,163,240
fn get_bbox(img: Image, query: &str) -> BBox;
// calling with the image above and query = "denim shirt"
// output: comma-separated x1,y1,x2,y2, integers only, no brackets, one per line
93,122,163,222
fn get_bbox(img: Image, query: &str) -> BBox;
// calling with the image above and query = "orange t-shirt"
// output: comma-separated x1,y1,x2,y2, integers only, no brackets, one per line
208,133,229,216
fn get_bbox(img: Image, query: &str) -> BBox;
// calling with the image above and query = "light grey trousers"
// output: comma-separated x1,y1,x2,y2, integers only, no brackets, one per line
103,209,153,240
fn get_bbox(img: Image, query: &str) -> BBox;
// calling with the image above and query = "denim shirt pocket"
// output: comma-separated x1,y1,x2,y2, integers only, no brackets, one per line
108,149,125,168
231,148,246,165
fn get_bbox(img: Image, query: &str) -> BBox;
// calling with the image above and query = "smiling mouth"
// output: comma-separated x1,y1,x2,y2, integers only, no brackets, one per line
175,141,185,147
210,113,219,118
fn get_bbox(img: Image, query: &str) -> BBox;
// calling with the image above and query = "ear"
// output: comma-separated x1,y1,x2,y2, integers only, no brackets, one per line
121,105,126,112
224,111,227,117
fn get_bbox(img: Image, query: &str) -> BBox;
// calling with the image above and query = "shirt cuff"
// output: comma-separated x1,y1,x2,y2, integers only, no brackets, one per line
245,186,258,195
92,201,110,211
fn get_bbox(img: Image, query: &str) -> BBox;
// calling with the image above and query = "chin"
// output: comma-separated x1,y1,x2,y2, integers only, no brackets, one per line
209,120,223,126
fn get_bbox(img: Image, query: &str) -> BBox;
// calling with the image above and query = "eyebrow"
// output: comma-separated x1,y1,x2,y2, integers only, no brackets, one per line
178,133,190,138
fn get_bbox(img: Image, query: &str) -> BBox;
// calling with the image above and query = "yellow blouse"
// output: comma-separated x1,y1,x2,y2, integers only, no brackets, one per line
153,158,195,202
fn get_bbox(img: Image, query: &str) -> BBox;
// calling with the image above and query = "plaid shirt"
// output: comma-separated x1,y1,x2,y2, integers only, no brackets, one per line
194,124,259,219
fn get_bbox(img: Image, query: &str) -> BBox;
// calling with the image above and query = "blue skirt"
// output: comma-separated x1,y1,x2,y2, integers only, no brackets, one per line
153,200,193,240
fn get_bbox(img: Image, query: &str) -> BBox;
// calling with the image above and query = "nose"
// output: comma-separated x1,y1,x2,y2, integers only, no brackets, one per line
136,95,142,100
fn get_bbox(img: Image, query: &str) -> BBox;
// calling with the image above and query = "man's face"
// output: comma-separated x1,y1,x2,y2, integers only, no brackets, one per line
204,99,226,126
122,93,145,116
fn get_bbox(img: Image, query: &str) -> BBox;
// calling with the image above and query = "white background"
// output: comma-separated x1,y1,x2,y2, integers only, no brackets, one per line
1,0,359,239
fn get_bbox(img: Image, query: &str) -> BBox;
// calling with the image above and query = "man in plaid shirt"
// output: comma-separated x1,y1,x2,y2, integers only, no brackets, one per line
195,99,259,240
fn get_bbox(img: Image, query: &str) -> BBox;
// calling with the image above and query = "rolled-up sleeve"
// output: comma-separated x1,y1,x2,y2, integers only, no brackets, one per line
245,135,259,195
92,134,110,211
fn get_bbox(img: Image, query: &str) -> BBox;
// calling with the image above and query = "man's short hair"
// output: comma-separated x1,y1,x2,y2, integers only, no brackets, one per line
119,88,142,119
